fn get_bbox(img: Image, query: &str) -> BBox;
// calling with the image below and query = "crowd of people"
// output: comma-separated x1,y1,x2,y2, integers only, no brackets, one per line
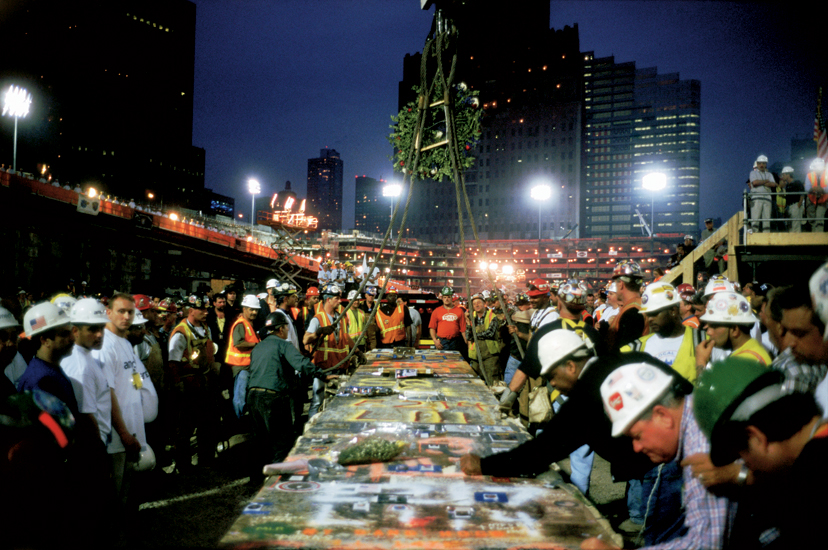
457,258,828,550
747,154,826,233
3,251,828,549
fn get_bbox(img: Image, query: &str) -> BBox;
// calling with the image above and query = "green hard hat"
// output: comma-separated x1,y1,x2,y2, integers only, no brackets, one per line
440,286,453,297
694,357,783,466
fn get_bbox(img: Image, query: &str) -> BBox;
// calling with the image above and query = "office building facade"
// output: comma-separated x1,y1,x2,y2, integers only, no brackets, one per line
307,148,344,231
581,54,701,239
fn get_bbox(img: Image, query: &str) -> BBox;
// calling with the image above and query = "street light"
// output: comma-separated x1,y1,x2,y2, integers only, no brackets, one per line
248,178,261,231
383,183,402,238
2,85,32,172
642,172,666,252
530,184,552,270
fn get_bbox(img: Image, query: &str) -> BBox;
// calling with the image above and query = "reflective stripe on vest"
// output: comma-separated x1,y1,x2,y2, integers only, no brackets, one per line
170,321,213,369
345,308,365,342
469,309,501,360
225,317,259,366
622,325,699,383
376,304,406,344
807,171,828,204
312,312,349,370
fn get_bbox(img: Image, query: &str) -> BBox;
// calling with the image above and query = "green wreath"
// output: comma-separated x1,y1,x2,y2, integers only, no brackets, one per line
388,83,482,182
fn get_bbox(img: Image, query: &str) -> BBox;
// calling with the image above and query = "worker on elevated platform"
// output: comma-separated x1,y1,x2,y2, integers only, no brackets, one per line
806,158,827,232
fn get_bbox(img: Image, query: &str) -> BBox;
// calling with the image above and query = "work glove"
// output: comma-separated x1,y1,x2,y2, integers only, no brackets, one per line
498,389,518,413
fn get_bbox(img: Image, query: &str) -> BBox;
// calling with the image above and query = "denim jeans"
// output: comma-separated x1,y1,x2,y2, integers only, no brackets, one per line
504,355,521,386
232,369,249,418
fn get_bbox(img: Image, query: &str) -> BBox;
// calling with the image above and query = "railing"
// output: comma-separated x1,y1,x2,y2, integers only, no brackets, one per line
661,211,743,286
742,190,825,238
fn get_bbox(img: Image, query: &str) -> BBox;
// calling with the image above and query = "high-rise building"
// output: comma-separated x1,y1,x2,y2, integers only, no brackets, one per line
398,3,583,243
355,176,393,235
307,148,343,231
581,54,701,239
0,0,205,209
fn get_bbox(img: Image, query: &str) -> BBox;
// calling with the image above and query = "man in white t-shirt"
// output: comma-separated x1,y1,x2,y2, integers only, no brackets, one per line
92,292,158,507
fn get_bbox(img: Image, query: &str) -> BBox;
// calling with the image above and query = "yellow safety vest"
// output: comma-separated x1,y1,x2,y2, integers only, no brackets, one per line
345,308,366,346
621,325,701,383
468,309,502,360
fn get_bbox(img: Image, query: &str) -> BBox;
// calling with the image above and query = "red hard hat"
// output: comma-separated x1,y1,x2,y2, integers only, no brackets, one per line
133,294,152,311
306,286,320,296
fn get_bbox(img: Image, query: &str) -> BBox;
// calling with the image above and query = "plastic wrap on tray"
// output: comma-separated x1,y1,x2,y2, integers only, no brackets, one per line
336,385,396,397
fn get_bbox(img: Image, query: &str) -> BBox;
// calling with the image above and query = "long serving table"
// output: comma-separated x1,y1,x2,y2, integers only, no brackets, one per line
221,349,620,549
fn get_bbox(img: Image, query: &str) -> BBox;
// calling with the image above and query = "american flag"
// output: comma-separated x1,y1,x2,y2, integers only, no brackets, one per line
815,87,828,162
29,316,47,331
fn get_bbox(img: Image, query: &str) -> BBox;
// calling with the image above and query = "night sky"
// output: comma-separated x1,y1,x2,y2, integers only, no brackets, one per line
193,1,825,232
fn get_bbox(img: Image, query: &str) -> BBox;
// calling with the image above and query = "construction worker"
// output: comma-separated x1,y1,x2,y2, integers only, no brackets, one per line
358,285,379,350
167,294,219,470
603,260,649,352
589,359,729,549
748,154,776,232
344,290,367,351
805,157,827,232
302,286,322,328
428,286,467,356
677,283,700,328
503,293,532,385
304,284,355,417
466,293,503,383
92,292,158,505
375,286,411,349
225,294,261,418
622,282,703,383
462,336,652,497
1,306,26,390
695,291,772,371
527,278,559,332
693,358,825,548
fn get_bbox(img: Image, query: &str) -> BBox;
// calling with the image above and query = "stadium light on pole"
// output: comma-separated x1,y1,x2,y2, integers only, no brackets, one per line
530,184,552,267
642,172,667,251
248,178,261,231
2,85,32,172
383,182,402,238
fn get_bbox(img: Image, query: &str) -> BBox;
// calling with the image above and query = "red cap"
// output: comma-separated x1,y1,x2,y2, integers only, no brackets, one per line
133,294,152,311
306,286,319,297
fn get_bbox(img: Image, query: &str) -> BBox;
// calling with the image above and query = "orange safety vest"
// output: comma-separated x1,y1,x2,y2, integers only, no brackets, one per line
807,170,828,205
682,316,701,329
225,317,259,366
376,304,406,344
312,311,349,370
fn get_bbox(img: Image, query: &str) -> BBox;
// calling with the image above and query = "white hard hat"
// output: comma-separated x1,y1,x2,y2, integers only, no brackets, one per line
640,283,680,314
699,291,758,325
257,292,268,300
601,362,675,437
607,282,619,293
810,158,825,172
23,302,72,338
129,444,156,472
781,166,794,174
703,275,735,298
69,298,108,325
347,290,359,301
755,154,768,163
241,295,261,309
133,310,149,325
537,329,593,377
50,294,77,314
808,261,828,340
0,307,21,331
266,278,278,289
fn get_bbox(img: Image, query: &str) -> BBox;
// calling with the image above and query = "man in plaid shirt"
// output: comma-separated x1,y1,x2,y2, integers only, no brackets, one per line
586,360,729,549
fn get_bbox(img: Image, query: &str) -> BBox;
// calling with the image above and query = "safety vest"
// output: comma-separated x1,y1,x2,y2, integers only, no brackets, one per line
376,304,406,344
312,311,349,370
621,325,703,383
345,307,366,345
807,170,828,205
682,315,701,329
224,317,259,367
468,309,502,360
169,320,214,371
